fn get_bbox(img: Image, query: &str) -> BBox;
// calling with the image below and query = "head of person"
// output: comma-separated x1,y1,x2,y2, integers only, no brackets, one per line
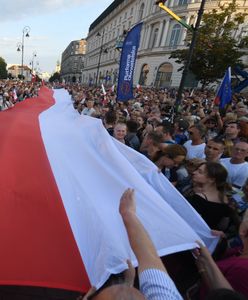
231,141,248,163
188,123,206,141
192,162,228,192
145,131,164,147
136,116,145,128
126,120,138,134
205,117,217,129
114,123,127,142
224,121,240,139
104,111,117,126
174,118,189,133
86,99,95,108
155,121,174,141
204,137,225,162
158,144,187,168
90,284,146,300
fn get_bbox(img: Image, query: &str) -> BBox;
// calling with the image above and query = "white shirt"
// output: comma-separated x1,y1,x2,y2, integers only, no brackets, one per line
220,158,248,188
183,140,206,160
82,107,96,116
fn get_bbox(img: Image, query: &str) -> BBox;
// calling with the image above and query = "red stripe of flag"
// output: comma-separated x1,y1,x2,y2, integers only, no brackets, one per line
0,87,90,292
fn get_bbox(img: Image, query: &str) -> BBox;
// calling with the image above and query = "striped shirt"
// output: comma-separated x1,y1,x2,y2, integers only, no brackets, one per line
139,269,183,300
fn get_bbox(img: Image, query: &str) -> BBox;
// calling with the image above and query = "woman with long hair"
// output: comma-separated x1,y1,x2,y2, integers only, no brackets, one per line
187,162,239,231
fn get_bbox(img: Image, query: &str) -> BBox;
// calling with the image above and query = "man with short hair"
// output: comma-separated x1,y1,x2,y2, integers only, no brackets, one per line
82,99,96,116
155,121,176,144
221,141,248,188
183,124,206,159
219,121,241,157
204,138,225,163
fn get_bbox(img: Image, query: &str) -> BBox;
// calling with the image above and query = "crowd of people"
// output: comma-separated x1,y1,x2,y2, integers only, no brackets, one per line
0,80,41,110
1,79,248,299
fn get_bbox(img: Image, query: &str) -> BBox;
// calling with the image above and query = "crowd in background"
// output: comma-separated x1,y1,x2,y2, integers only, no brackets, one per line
1,79,248,299
0,80,41,110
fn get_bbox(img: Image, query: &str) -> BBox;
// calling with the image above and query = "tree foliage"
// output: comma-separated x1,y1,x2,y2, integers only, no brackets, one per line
170,0,248,87
0,57,7,79
49,72,61,82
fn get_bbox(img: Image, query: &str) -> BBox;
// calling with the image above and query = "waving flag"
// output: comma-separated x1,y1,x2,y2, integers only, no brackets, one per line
214,67,232,109
0,87,217,293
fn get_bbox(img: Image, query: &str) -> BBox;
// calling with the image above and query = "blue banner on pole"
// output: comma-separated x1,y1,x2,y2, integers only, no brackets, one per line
117,23,143,102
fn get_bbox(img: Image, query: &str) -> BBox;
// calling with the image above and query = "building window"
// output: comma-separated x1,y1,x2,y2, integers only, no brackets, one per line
138,3,145,21
130,7,133,16
149,27,159,48
169,24,181,46
154,63,173,88
178,0,188,5
139,64,149,86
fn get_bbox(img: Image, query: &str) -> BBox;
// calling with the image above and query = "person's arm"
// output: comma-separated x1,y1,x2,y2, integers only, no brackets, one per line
194,241,233,291
119,188,166,275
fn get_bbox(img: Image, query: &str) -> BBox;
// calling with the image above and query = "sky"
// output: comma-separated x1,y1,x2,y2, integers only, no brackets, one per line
0,0,113,74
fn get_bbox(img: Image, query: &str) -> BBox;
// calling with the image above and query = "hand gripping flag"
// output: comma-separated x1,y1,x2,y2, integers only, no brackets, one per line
214,67,232,109
0,87,218,293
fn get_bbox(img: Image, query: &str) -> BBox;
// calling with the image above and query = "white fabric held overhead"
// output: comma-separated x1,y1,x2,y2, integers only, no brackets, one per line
39,89,217,289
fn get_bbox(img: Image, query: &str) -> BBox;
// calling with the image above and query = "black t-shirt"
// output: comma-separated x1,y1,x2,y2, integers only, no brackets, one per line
187,194,235,229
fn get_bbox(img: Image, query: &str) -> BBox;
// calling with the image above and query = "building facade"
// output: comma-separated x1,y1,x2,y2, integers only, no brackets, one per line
82,0,248,88
60,39,87,83
8,65,32,80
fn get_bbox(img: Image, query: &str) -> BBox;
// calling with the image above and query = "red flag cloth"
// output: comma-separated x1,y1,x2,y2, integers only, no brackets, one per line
0,87,90,292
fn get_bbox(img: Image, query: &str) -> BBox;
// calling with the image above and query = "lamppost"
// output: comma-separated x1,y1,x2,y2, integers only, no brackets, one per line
175,0,206,109
17,26,30,78
95,30,105,87
30,51,37,74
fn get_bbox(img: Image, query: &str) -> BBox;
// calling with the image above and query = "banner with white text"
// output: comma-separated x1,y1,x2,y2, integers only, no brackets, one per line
117,23,143,101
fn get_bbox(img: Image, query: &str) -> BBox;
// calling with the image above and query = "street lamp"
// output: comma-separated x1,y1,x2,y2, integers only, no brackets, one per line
30,51,37,74
95,30,105,87
16,26,30,79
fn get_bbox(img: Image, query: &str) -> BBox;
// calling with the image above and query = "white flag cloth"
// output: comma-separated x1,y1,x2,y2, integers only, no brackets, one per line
39,89,217,288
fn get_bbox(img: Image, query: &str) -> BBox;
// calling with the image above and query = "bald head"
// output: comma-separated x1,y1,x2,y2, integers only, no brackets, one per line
93,284,146,300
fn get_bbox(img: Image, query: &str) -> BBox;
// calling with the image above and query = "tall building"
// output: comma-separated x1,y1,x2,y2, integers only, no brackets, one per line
82,0,248,88
60,39,87,83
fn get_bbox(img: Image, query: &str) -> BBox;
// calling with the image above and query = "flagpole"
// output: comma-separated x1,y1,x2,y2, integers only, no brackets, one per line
174,0,207,110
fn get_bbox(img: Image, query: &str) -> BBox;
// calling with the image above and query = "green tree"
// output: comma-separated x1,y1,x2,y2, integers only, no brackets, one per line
49,72,60,82
170,0,247,88
0,57,7,79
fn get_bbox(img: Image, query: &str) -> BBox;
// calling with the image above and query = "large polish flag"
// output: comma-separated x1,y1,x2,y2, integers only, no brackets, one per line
0,87,217,293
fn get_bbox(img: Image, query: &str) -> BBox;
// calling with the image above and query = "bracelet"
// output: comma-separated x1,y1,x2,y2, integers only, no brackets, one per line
198,268,206,274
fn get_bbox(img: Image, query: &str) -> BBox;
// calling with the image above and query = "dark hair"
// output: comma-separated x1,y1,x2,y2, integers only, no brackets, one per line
146,131,163,145
105,111,117,124
206,288,246,300
126,120,138,133
197,162,228,201
209,137,225,147
163,144,187,159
